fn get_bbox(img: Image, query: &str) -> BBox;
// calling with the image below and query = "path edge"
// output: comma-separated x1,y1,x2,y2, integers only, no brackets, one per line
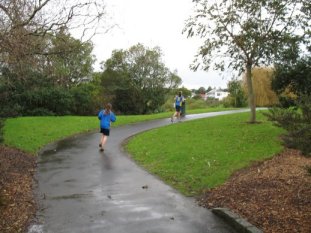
212,208,263,233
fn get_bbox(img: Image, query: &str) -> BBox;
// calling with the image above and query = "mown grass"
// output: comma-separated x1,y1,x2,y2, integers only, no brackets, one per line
3,107,234,154
126,111,285,196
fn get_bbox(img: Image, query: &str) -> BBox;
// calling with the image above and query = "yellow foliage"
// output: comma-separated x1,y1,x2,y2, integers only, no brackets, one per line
243,67,279,107
281,86,298,100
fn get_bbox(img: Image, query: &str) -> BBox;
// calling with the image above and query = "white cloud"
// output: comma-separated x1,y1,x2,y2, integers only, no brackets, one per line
90,0,230,89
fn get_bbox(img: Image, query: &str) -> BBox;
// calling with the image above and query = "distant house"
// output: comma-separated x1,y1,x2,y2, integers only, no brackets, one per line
191,91,208,100
206,88,229,100
199,93,207,100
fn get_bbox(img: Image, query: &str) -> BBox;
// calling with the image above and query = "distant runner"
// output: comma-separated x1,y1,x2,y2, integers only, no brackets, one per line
171,91,184,122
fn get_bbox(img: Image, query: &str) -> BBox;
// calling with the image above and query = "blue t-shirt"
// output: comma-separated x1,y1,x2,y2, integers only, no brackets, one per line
175,95,184,107
98,109,116,129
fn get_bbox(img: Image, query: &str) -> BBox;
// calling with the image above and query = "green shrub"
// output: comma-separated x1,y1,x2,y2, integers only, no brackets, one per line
205,97,221,107
26,108,55,116
70,84,98,115
221,96,233,108
0,104,24,118
187,98,206,109
265,95,311,157
192,95,202,100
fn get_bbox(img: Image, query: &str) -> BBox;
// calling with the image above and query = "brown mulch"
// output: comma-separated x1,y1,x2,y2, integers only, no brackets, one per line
0,146,37,233
198,149,311,233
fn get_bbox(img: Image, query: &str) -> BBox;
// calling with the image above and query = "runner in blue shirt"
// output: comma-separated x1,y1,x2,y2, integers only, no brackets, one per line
171,91,184,122
98,103,116,152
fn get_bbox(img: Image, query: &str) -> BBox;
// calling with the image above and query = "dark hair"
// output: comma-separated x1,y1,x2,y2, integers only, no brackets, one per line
178,91,182,97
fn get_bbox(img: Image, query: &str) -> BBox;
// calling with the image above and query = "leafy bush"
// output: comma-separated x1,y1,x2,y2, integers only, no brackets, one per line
265,95,311,157
186,98,206,109
277,95,296,108
16,87,73,116
0,67,100,117
222,96,234,108
205,97,222,107
192,95,203,100
26,108,55,116
227,79,248,107
70,84,99,115
272,56,311,108
0,104,24,118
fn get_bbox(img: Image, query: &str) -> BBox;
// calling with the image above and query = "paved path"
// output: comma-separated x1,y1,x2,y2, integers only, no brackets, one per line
29,109,250,233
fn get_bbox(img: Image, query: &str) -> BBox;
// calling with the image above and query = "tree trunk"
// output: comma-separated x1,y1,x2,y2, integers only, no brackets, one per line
246,63,256,123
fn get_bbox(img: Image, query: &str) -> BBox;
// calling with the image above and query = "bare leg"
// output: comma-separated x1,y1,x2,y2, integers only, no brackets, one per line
171,111,176,122
99,134,103,147
101,135,108,148
99,134,107,151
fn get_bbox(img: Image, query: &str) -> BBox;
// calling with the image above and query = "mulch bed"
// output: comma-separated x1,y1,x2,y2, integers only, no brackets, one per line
198,149,311,233
0,145,310,233
0,146,37,233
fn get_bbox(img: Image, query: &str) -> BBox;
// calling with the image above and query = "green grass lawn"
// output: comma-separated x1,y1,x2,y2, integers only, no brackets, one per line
3,108,285,197
126,111,285,196
3,107,234,154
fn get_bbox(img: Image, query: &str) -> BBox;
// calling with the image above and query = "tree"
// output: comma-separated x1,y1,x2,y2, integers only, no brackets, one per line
243,67,279,107
265,55,311,156
198,87,206,94
206,86,213,93
272,55,311,107
177,87,192,98
44,29,95,88
0,0,106,74
0,1,104,117
184,0,310,122
227,80,247,107
101,44,182,114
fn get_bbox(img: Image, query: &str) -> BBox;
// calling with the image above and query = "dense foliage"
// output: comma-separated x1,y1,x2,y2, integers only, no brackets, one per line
227,80,247,107
100,44,182,114
241,67,279,107
0,0,106,117
0,32,99,117
265,95,311,157
272,56,311,107
266,53,311,156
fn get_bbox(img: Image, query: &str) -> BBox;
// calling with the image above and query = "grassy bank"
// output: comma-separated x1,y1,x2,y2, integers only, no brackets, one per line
126,111,284,196
3,107,234,154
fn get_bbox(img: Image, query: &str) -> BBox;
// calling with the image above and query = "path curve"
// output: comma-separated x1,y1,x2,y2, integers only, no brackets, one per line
29,109,251,233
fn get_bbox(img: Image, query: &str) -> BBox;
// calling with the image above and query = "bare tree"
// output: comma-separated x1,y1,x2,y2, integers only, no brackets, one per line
0,0,108,73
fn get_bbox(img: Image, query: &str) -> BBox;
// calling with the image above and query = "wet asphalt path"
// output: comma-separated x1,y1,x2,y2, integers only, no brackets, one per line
29,109,250,233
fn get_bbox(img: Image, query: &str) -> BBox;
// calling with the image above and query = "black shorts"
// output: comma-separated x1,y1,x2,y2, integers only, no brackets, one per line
175,106,181,112
100,128,110,136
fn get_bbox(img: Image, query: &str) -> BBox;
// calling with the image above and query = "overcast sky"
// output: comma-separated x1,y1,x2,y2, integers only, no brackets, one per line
90,0,230,89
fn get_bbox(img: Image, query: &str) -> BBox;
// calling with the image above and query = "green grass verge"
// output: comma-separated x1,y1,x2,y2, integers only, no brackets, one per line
3,107,235,154
126,111,284,196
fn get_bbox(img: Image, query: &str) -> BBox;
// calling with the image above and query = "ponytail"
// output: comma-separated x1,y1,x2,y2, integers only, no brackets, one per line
104,103,112,114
